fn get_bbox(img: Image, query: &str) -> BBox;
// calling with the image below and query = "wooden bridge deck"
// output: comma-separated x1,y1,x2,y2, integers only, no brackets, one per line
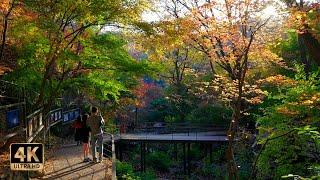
104,131,228,142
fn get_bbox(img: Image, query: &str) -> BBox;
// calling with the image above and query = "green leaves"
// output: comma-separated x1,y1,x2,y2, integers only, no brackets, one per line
256,67,320,178
295,125,320,142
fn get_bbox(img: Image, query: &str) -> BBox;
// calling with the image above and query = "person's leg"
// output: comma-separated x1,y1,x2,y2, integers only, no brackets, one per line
97,134,103,161
83,143,88,162
84,143,88,158
75,129,80,145
91,136,97,161
83,143,86,159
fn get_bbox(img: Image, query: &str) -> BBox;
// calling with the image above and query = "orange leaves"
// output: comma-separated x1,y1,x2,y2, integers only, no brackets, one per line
0,0,26,18
0,0,10,11
0,65,12,75
299,92,320,107
258,75,297,87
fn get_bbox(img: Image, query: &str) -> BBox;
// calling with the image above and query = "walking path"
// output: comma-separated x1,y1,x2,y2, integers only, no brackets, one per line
31,141,112,180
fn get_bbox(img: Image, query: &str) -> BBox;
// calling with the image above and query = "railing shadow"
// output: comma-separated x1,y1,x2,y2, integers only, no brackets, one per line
40,163,95,179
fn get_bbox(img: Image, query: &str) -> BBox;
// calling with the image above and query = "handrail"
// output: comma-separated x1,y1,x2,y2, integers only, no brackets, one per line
26,108,43,119
62,108,79,114
103,131,116,180
0,102,25,110
128,122,227,134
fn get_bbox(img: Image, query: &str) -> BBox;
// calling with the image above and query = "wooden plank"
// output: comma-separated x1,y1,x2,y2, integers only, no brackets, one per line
27,125,44,143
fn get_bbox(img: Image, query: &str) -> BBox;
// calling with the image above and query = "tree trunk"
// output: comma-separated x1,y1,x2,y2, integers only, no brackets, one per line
226,102,240,180
301,32,320,66
298,34,311,75
0,1,15,62
35,44,60,108
226,52,249,180
0,17,9,61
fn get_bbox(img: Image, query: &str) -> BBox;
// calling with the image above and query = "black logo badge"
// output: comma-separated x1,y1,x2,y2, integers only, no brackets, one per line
10,143,44,171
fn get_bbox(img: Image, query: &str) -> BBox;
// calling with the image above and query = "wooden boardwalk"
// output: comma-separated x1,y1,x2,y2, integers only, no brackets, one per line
31,142,112,180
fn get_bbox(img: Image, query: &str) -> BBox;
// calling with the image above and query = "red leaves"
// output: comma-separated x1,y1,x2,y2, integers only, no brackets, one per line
132,80,161,108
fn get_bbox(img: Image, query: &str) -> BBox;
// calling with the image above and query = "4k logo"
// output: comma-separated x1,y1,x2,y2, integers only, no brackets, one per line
10,143,44,171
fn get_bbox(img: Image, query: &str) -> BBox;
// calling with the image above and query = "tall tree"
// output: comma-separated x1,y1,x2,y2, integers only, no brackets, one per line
20,0,150,109
134,19,210,121
162,0,282,178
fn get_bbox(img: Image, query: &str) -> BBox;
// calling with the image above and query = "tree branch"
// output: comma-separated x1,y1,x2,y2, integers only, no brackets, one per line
250,129,296,179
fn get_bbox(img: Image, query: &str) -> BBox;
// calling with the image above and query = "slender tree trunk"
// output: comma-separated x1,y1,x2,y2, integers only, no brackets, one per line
208,57,216,76
0,17,9,61
0,1,15,62
36,42,61,108
298,34,311,75
227,101,240,180
226,53,249,180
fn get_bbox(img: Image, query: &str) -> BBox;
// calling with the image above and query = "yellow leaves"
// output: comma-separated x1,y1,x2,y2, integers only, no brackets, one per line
295,13,305,20
311,94,320,101
246,96,263,105
276,90,320,119
288,4,320,39
249,48,282,64
301,100,314,105
276,106,299,116
259,75,297,87
209,75,266,105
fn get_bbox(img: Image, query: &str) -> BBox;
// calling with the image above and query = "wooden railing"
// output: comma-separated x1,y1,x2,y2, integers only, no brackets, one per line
26,107,80,143
26,108,44,143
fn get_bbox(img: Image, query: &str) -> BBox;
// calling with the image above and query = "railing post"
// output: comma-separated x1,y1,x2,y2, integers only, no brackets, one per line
183,143,186,175
209,143,213,163
187,143,191,176
111,135,116,180
196,130,197,140
174,143,178,160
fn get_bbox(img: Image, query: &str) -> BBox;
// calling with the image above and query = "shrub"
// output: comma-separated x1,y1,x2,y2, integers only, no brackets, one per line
185,105,231,126
116,161,157,179
137,170,156,180
116,161,135,179
202,163,226,179
146,151,172,171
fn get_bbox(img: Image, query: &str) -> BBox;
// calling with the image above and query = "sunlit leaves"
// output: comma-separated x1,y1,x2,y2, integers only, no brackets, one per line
256,66,320,177
289,3,320,41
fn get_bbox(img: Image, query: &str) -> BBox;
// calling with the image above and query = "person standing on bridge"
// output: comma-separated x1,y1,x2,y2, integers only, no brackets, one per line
80,114,91,162
72,115,82,146
87,106,105,163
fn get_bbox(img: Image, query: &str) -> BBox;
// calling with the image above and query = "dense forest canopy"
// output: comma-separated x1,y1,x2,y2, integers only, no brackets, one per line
0,0,319,179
